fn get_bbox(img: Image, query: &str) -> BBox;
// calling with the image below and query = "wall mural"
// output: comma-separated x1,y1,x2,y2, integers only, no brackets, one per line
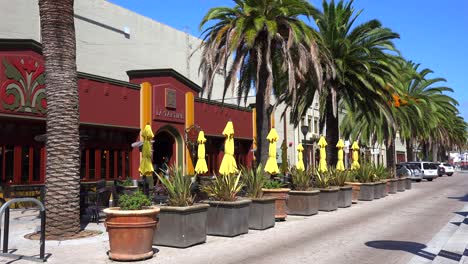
1,57,46,115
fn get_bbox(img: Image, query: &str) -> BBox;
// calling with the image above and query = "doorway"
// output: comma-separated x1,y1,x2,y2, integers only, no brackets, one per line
153,131,175,175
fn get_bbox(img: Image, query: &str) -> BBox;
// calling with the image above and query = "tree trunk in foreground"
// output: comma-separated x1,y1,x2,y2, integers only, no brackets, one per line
325,95,338,166
255,84,271,167
406,139,414,162
39,0,81,237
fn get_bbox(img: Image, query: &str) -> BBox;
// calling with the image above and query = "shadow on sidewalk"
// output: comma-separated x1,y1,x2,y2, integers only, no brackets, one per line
447,194,468,202
365,240,436,260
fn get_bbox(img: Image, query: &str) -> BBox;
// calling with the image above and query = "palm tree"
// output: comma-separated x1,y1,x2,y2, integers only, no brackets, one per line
290,0,400,166
39,0,81,237
198,0,323,165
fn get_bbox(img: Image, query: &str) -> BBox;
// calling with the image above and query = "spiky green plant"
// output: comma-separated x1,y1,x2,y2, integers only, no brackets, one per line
350,162,378,183
240,165,268,198
157,165,194,207
373,164,390,180
332,169,350,186
314,168,333,189
290,167,314,191
202,173,244,202
263,179,285,189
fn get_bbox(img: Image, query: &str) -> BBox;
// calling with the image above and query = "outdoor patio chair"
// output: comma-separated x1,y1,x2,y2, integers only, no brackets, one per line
88,185,112,224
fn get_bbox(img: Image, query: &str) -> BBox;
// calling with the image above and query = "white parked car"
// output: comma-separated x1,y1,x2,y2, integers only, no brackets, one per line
406,162,438,181
437,162,455,176
397,163,423,182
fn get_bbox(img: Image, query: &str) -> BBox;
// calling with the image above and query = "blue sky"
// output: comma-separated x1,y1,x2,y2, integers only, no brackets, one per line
109,0,468,121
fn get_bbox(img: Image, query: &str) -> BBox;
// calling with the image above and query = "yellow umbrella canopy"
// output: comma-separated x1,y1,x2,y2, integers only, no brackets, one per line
219,121,238,176
318,136,328,173
264,128,279,175
296,144,305,172
336,139,345,171
351,141,361,170
195,131,208,174
139,124,154,176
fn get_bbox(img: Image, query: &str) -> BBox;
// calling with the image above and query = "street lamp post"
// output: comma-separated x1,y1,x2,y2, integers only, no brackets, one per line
300,125,308,170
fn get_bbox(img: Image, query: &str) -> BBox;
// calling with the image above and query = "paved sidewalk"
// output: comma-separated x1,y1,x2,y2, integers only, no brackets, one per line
1,173,467,264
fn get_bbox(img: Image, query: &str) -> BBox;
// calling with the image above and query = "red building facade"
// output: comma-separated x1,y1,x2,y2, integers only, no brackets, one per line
0,39,253,186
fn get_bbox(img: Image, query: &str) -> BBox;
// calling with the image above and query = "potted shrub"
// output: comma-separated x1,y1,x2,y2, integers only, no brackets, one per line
315,169,339,211
153,166,209,248
104,191,159,261
202,173,251,237
346,163,377,201
262,179,290,220
374,164,390,198
240,165,275,230
287,167,320,216
332,169,352,208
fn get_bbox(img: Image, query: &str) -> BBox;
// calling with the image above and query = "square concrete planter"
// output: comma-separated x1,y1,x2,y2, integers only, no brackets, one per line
204,199,251,237
346,182,375,201
381,180,389,197
262,188,290,221
387,179,398,194
338,185,352,208
154,203,209,248
373,181,384,199
318,187,339,211
287,190,320,216
248,197,276,230
405,178,412,190
397,178,406,192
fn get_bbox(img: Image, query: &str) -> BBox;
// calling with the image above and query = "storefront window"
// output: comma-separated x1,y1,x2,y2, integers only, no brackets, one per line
5,145,14,183
89,149,96,179
109,151,115,179
125,152,129,178
21,146,30,183
101,150,107,179
80,150,86,179
117,151,123,178
33,147,41,182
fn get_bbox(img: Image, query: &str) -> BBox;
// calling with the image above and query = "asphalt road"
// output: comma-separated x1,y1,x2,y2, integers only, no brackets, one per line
156,172,468,264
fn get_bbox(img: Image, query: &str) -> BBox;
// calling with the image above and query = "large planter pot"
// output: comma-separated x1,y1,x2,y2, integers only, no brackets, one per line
346,182,375,201
248,197,276,230
204,199,251,237
405,178,412,190
318,187,339,211
262,188,290,220
381,180,389,197
338,185,352,208
387,178,398,194
373,181,384,199
397,177,406,192
104,207,160,261
287,190,320,216
154,203,209,248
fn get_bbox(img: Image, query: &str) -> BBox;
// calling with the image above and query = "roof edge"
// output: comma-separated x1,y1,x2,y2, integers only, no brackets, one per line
126,68,201,93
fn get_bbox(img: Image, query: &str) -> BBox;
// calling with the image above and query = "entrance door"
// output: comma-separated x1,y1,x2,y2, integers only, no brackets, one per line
153,131,175,175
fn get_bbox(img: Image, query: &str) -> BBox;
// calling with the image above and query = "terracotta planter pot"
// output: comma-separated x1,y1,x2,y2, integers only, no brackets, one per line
287,189,319,216
262,188,290,220
248,197,276,230
338,185,352,208
397,177,406,192
387,178,398,194
204,199,251,237
318,187,339,211
153,203,209,248
405,178,412,190
345,182,375,201
104,206,160,261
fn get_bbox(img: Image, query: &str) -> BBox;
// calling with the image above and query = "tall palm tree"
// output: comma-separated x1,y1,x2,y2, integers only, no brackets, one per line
39,0,81,237
198,0,323,165
291,0,400,166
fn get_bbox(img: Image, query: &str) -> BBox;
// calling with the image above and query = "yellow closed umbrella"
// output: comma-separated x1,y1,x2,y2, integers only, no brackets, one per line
195,131,208,174
139,124,154,176
351,141,360,170
296,144,305,172
219,121,238,176
336,139,345,171
264,128,279,175
318,136,328,172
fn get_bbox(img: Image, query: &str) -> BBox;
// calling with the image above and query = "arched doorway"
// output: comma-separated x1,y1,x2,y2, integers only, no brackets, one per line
153,126,183,174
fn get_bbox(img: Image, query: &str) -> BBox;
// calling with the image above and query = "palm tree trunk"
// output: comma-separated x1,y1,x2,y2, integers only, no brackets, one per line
386,135,396,177
325,95,338,166
432,144,438,162
406,139,414,162
255,84,271,167
39,0,81,237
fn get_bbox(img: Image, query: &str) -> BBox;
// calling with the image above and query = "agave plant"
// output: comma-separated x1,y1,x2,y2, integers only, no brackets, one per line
240,165,268,199
332,169,350,187
314,169,333,189
373,164,390,180
202,173,244,202
290,167,314,191
157,165,194,207
350,162,378,183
